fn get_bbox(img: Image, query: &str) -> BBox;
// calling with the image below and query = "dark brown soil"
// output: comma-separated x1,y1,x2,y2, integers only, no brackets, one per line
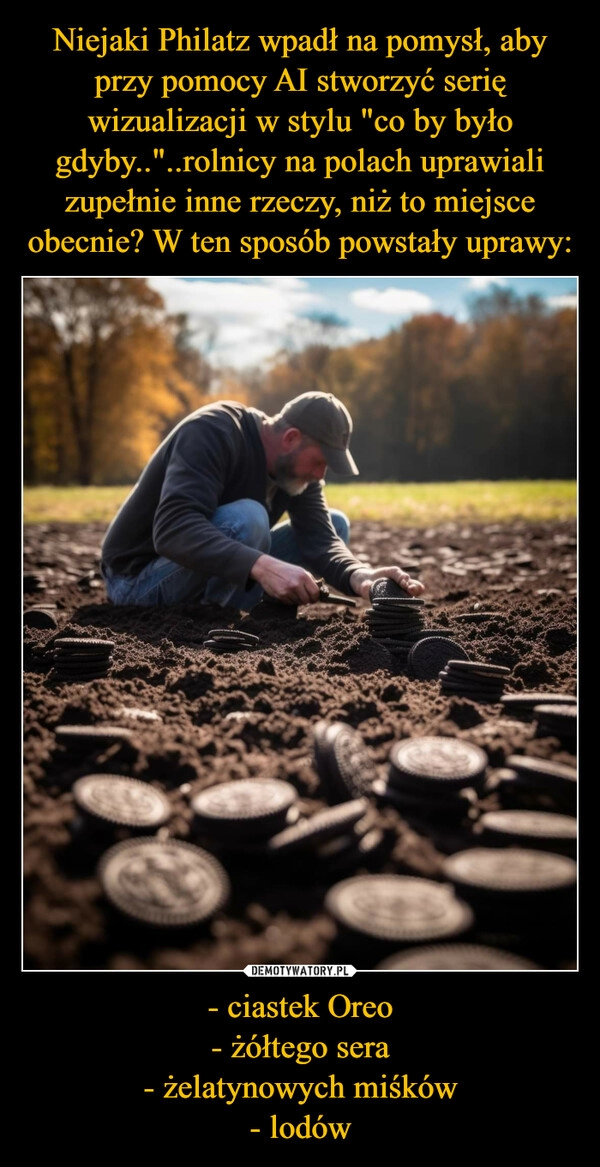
23,519,577,971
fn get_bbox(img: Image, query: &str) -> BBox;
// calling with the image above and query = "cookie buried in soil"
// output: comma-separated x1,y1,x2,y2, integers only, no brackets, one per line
23,519,577,970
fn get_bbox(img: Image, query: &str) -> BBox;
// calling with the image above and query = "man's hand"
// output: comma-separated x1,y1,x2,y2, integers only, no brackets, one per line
349,564,425,600
251,554,322,605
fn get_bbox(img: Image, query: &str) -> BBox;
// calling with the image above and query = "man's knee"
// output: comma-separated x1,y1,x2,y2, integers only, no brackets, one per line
236,499,271,550
330,509,350,545
213,498,271,552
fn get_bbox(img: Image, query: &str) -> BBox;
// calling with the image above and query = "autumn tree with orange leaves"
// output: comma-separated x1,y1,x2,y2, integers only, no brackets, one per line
23,277,214,485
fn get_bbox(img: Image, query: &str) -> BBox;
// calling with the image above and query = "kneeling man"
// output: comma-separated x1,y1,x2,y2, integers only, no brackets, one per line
101,391,424,609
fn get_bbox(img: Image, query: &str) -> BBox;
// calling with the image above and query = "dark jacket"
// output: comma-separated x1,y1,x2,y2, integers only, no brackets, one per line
101,401,363,593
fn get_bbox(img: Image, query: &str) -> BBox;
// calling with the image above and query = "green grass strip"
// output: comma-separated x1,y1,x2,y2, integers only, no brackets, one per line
24,481,576,525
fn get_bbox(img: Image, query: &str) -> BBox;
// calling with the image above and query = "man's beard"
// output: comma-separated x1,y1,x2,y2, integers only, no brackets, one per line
272,451,310,496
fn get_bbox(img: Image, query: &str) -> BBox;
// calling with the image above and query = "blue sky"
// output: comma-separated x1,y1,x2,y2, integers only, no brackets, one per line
148,275,577,371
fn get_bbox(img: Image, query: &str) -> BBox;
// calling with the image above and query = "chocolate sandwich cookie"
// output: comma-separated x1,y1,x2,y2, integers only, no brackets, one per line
23,572,45,593
73,774,171,832
534,704,577,738
408,637,470,680
191,778,298,839
366,604,426,623
367,599,425,611
439,678,505,703
53,636,114,680
376,944,540,970
441,847,576,923
98,837,230,927
54,637,114,653
266,798,371,856
397,628,453,642
440,690,503,705
505,755,577,812
371,639,413,658
445,661,511,679
24,607,58,630
439,671,506,692
312,721,340,782
370,579,420,601
203,637,258,653
117,707,162,723
207,629,260,643
439,658,509,702
368,594,426,607
440,682,506,700
315,827,387,876
478,810,577,857
368,623,427,644
55,724,135,750
373,775,476,819
312,721,380,803
368,623,427,643
389,737,488,793
500,692,577,713
372,630,449,661
325,874,474,945
367,593,426,640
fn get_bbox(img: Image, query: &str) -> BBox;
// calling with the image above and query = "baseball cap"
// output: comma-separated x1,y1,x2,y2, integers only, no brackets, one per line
279,392,359,476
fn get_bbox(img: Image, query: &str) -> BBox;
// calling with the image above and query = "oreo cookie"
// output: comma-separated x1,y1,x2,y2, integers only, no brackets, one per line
98,837,230,927
506,755,577,812
52,636,115,681
312,721,380,803
439,658,509,703
54,637,114,652
203,638,258,653
389,737,488,793
376,944,539,970
117,707,162,723
373,775,476,820
191,778,297,839
441,846,576,925
440,684,504,703
73,774,171,831
366,589,426,647
204,629,260,652
23,572,45,593
370,579,420,601
397,628,452,642
315,825,387,874
534,704,577,739
500,692,576,714
55,724,135,750
267,798,370,856
478,810,576,857
207,629,260,643
408,637,470,680
325,874,474,945
366,609,426,633
24,607,58,630
445,661,511,679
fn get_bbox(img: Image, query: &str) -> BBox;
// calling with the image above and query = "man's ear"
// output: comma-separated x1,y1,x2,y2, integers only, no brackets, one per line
280,427,303,452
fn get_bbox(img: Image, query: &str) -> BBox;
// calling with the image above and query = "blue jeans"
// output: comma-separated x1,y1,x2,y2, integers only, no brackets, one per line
102,499,350,610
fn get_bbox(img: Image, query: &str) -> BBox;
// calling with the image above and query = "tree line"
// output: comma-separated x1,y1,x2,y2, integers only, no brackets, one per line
24,278,575,484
